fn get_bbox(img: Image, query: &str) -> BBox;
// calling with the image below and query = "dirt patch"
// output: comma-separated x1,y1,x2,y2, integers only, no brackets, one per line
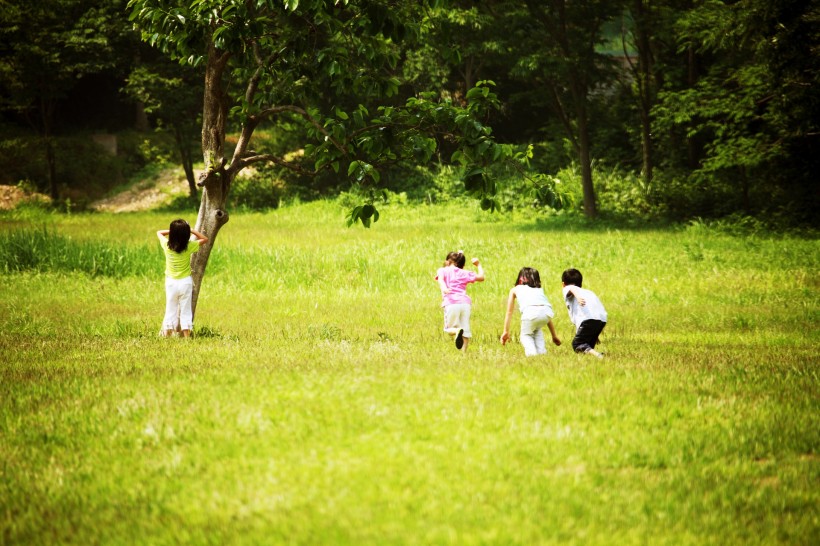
0,185,52,210
91,170,193,213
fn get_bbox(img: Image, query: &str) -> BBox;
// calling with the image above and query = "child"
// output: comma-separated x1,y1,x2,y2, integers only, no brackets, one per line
561,268,607,358
500,267,561,356
157,219,208,338
436,250,485,352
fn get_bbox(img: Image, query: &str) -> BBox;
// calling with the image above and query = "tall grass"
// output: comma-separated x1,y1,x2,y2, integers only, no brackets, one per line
0,227,156,277
0,201,818,546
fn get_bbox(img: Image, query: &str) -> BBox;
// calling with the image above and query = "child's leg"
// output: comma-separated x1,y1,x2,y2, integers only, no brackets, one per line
572,320,606,355
443,306,460,335
162,278,181,337
178,278,194,337
520,311,549,356
533,328,547,355
519,331,538,356
459,305,472,352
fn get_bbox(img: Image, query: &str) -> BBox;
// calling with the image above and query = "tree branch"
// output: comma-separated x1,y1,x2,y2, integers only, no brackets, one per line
235,153,316,176
256,105,349,155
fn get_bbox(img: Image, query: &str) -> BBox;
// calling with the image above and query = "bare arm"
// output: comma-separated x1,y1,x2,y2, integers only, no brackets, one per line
566,286,586,306
157,230,169,237
191,228,209,245
471,258,485,282
500,288,516,345
547,318,561,346
437,275,450,295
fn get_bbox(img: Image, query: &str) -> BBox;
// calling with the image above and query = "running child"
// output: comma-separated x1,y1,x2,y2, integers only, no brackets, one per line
157,219,208,338
561,268,607,358
500,267,561,356
436,250,485,352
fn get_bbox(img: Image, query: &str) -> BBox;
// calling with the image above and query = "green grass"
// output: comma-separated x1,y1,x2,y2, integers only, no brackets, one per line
1,201,818,545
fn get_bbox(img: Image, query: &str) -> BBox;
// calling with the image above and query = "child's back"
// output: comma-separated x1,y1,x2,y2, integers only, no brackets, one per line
562,285,607,327
561,268,607,358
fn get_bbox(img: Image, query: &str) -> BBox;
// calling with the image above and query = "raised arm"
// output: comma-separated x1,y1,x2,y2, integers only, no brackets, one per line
500,288,516,345
566,285,586,306
190,229,209,246
471,258,485,282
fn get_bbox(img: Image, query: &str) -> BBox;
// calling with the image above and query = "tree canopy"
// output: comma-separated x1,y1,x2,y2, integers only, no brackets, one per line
0,0,816,227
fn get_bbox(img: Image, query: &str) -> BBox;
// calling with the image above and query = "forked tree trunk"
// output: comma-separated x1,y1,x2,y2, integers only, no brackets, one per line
190,45,232,317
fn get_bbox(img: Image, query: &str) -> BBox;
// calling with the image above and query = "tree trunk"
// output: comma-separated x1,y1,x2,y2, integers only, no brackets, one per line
174,125,198,198
45,137,58,201
632,0,654,190
135,101,150,132
40,97,59,201
576,106,597,218
190,182,230,316
569,64,597,217
190,44,232,318
686,44,701,169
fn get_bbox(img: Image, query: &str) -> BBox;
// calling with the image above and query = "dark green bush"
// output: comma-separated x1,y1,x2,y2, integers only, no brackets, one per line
228,169,285,210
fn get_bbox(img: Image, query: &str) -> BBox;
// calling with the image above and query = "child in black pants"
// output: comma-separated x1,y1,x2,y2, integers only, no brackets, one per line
561,268,607,358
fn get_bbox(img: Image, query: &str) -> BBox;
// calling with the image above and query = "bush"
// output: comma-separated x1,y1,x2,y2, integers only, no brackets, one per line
0,127,184,209
228,169,285,210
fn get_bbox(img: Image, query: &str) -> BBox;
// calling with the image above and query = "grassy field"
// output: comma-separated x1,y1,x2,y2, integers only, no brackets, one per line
1,201,818,545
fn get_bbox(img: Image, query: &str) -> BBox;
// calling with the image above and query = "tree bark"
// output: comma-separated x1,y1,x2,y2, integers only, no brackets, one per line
173,125,198,198
40,97,58,201
574,95,597,218
190,43,232,317
45,137,58,201
631,0,654,190
536,0,598,218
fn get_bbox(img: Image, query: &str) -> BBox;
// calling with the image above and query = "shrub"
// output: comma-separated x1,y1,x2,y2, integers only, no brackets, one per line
229,169,285,210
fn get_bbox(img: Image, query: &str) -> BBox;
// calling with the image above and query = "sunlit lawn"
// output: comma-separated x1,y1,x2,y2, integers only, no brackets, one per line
1,201,817,545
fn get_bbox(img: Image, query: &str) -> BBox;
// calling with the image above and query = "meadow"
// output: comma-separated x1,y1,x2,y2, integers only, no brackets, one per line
0,201,818,545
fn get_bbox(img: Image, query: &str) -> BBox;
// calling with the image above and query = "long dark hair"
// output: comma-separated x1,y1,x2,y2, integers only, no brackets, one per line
167,219,190,253
516,267,541,288
444,250,466,268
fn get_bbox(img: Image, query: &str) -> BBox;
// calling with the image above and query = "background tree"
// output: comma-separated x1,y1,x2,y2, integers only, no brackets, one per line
652,0,820,219
128,0,522,315
0,0,134,200
624,0,657,189
405,1,505,98
505,0,625,218
123,54,204,198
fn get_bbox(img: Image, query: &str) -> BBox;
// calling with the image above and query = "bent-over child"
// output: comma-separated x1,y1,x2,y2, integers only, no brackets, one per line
157,219,208,338
436,250,485,352
500,267,561,356
561,268,607,358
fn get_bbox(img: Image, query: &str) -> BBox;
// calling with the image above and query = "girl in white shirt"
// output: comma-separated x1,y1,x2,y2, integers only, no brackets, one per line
500,267,562,356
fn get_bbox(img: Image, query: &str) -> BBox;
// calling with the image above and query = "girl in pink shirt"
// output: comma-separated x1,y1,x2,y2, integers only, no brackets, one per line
436,250,485,352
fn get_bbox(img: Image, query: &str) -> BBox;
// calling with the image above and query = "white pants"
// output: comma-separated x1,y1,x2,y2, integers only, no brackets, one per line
520,306,551,356
163,276,194,331
443,303,472,338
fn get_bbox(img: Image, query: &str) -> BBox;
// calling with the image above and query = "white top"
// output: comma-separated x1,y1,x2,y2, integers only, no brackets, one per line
563,285,607,327
514,285,553,316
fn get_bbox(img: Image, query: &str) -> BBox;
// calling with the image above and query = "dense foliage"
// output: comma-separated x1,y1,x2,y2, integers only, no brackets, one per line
0,0,817,226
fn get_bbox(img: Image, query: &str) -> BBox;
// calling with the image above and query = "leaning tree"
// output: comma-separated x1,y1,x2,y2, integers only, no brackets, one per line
128,0,533,315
